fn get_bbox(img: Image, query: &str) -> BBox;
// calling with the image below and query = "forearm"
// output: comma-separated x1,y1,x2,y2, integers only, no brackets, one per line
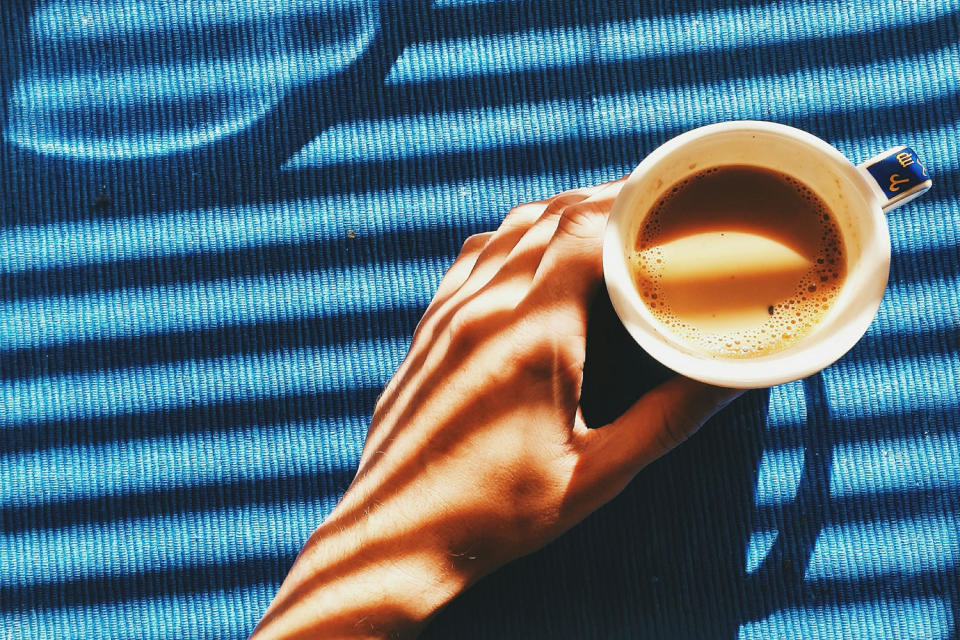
249,501,470,640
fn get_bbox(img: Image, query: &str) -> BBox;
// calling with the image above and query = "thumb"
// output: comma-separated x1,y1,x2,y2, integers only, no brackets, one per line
581,376,744,487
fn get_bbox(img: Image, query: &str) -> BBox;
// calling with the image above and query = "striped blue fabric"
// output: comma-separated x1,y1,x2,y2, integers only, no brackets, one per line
1,1,958,638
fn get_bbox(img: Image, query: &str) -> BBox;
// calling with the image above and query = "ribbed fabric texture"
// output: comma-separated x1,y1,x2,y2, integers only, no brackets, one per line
1,1,958,638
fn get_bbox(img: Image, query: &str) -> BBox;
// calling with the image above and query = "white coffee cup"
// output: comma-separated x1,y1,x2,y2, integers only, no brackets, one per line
602,121,931,388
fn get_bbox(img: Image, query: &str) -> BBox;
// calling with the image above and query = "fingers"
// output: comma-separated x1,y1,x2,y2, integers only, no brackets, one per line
430,232,492,302
371,185,604,440
435,200,547,303
477,210,565,303
510,180,623,338
532,180,624,300
485,183,619,299
457,192,590,299
579,377,744,489
416,186,604,337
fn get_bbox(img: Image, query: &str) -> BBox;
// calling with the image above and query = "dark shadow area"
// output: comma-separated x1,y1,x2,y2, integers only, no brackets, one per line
425,288,770,639
737,374,834,622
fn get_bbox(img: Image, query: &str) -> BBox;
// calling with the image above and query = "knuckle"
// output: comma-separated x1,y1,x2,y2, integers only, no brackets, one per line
542,191,588,218
461,232,492,254
557,204,603,240
503,202,546,227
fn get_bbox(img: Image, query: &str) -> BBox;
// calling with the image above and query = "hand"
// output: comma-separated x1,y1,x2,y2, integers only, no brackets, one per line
250,180,744,639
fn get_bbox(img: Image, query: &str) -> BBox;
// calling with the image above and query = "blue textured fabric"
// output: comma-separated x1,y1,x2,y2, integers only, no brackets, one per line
1,1,958,638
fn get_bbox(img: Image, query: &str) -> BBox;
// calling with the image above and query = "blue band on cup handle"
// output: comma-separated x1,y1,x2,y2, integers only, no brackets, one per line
859,146,932,213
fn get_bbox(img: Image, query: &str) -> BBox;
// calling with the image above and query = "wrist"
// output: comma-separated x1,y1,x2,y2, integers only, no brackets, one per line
250,496,472,639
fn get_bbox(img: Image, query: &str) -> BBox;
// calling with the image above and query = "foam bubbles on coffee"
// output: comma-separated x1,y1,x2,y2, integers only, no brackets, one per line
631,165,846,358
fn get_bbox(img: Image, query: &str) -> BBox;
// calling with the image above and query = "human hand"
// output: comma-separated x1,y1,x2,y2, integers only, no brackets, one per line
250,180,744,640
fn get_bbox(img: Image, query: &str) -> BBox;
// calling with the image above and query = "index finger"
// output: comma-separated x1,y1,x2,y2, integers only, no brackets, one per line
523,179,625,326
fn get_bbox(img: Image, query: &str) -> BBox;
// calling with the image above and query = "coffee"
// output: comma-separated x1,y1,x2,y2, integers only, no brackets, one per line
631,165,846,358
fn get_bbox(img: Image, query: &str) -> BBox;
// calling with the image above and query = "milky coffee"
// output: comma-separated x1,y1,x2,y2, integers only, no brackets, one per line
631,165,846,358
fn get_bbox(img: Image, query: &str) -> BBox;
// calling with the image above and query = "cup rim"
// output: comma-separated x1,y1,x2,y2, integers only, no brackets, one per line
602,120,891,388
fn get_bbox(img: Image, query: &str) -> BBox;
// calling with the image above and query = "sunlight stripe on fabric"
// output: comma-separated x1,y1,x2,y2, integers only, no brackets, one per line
745,529,779,574
828,431,960,498
30,0,374,41
0,585,270,640
754,448,805,507
738,597,953,640
804,512,960,580
823,344,959,420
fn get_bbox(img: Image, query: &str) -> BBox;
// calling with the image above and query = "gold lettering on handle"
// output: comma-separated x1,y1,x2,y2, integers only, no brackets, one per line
889,173,911,192
896,151,915,167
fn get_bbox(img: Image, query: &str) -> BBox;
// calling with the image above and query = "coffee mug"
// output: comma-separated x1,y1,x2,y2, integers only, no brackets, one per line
602,120,932,388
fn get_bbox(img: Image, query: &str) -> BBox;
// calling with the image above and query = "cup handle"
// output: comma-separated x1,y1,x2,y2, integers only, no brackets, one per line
857,146,932,214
